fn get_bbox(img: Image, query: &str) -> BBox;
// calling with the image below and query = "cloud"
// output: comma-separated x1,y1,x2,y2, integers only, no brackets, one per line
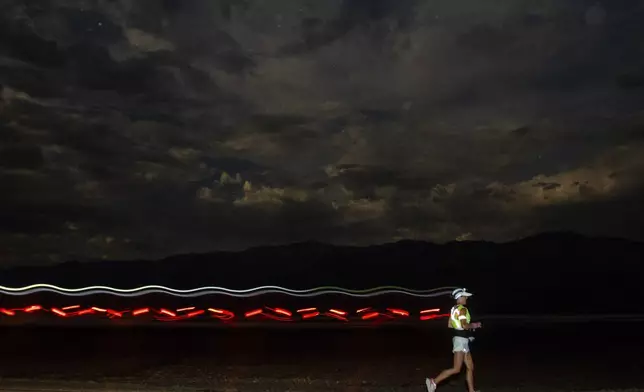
234,184,309,207
1,0,644,264
342,198,387,223
384,143,644,242
124,28,175,53
1,85,33,103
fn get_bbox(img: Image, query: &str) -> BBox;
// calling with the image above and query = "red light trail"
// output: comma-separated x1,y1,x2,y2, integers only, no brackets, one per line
0,305,447,324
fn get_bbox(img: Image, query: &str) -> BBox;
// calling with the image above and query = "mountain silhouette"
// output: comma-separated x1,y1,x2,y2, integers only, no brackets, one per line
0,232,640,315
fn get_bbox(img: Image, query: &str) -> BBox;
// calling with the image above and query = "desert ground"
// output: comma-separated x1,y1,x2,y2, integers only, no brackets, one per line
0,320,642,392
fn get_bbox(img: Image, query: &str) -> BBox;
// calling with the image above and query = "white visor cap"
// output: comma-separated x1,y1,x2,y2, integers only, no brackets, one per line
452,288,473,300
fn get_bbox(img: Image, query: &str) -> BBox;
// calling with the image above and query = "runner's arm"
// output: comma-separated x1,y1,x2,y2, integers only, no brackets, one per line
468,321,482,329
456,308,478,330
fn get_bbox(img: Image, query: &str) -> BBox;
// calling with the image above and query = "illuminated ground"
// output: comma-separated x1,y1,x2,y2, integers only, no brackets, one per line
0,320,642,391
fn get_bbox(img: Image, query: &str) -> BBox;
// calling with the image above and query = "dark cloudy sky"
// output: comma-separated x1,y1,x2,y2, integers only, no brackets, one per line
1,0,644,265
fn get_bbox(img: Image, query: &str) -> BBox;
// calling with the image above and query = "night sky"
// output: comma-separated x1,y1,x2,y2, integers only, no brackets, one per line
1,0,644,265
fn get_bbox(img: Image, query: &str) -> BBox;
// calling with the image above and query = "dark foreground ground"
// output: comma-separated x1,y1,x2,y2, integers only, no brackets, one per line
0,320,642,392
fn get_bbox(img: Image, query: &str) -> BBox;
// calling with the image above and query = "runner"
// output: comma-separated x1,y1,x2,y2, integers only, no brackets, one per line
425,288,481,392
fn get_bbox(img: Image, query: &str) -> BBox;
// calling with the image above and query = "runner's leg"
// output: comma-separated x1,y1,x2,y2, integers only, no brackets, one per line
434,351,464,384
464,352,475,392
426,337,467,391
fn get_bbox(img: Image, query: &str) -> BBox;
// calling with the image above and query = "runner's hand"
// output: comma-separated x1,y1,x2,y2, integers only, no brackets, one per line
470,322,482,329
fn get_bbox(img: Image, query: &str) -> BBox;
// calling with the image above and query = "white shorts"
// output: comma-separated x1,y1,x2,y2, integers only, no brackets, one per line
452,336,470,353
